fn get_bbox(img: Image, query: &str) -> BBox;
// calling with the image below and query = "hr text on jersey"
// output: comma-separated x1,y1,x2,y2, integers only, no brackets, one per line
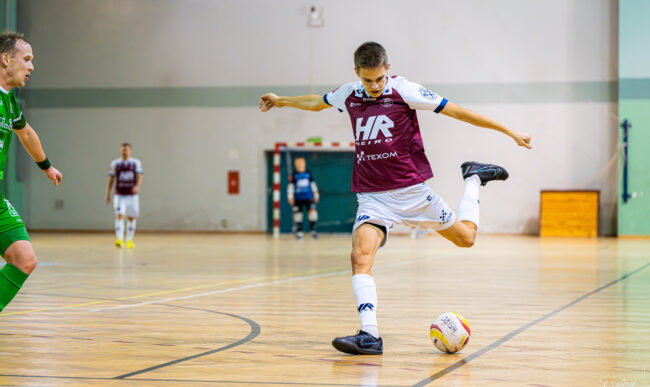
355,115,394,146
119,170,135,182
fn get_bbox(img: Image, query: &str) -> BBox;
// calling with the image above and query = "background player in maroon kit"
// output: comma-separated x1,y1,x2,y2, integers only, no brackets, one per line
105,143,143,249
259,42,531,354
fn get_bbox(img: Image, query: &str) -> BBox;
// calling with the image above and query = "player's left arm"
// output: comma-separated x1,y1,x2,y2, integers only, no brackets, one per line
133,173,143,194
14,123,63,185
132,159,143,194
310,176,319,204
311,182,319,204
440,102,532,149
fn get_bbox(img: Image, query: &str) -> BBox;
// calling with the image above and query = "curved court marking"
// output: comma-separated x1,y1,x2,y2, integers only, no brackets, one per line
92,270,349,312
1,251,439,318
114,304,261,379
89,257,429,313
0,304,394,385
411,261,650,387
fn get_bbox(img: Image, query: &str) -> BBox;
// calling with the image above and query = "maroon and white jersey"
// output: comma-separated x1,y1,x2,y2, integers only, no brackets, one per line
109,158,143,195
324,76,448,193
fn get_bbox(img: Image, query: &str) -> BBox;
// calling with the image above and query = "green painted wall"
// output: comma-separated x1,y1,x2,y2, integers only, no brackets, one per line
0,0,23,216
618,0,650,235
0,0,17,30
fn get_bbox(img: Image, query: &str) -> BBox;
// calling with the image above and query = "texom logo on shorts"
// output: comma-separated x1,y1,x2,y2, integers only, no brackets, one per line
356,214,370,223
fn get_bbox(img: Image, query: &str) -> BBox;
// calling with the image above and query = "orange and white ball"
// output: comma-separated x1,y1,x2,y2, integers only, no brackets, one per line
430,312,471,354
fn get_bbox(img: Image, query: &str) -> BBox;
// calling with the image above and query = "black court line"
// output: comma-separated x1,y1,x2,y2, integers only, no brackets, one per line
411,261,650,387
114,304,261,379
0,374,403,386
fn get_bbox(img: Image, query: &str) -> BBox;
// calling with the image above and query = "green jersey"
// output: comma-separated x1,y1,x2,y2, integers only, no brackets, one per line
0,87,27,181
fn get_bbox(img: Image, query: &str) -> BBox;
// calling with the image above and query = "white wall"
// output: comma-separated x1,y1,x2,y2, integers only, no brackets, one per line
17,0,619,234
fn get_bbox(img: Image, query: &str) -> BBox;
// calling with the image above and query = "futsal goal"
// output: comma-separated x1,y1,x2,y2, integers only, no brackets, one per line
271,141,356,237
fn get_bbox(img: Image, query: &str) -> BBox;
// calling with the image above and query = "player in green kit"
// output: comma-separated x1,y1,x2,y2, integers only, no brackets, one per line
0,32,62,314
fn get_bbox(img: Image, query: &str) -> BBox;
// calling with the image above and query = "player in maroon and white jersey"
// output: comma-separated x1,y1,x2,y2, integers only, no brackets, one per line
105,143,143,249
259,42,531,355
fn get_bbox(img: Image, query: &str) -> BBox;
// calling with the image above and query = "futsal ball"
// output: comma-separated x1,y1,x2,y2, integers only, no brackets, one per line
430,312,471,354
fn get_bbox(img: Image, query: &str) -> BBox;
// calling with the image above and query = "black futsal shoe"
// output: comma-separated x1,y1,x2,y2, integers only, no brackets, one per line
332,330,383,355
461,161,509,186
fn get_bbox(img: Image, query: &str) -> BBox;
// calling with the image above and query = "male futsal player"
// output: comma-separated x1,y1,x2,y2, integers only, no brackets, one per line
259,42,531,354
105,143,142,249
0,31,63,313
288,157,319,239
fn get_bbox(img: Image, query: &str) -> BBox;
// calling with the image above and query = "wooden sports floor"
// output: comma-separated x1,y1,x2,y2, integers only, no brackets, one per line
1,232,648,386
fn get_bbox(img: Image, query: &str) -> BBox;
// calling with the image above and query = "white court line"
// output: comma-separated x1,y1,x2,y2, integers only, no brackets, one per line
89,258,426,312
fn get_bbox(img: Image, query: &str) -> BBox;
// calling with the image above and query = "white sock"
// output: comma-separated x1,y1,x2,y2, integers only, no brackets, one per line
458,174,480,228
126,219,136,241
352,274,379,338
115,218,124,240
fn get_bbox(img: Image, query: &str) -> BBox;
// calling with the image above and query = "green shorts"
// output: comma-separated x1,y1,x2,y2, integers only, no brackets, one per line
0,194,30,256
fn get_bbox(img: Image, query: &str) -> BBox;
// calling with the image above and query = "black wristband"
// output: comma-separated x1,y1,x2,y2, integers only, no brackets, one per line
36,158,52,170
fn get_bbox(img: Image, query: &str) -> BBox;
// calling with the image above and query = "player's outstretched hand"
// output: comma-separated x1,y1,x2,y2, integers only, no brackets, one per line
43,166,63,186
511,130,532,149
105,194,110,204
259,93,282,112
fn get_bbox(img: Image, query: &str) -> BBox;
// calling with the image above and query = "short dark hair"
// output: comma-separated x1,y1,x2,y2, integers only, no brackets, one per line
120,142,132,149
354,41,387,69
0,31,27,56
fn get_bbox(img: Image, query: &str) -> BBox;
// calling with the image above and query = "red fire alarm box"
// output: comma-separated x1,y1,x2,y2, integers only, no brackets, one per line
228,171,239,194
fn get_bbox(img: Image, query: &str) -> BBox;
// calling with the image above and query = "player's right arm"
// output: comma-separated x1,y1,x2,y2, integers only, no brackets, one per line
259,93,331,112
105,176,114,204
106,160,116,204
287,173,295,206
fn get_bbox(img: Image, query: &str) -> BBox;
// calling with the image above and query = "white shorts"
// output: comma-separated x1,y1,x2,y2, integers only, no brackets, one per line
114,194,140,218
353,183,456,246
